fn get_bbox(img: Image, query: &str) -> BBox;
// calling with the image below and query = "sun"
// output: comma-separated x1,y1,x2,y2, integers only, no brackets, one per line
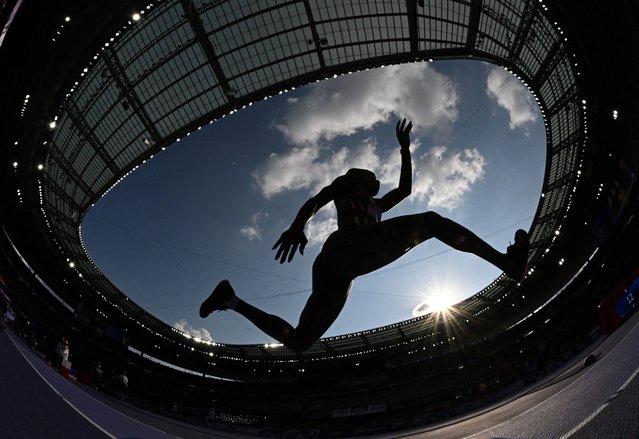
412,290,457,317
412,278,460,317
427,291,456,313
405,256,476,318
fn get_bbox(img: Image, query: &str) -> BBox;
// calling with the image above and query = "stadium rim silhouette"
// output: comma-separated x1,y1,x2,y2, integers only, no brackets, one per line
2,0,634,384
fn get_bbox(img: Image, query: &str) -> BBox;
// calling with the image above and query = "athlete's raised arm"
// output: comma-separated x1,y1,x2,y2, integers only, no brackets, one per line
376,119,413,212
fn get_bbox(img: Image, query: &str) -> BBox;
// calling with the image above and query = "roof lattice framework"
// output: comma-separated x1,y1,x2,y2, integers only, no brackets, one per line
39,0,586,364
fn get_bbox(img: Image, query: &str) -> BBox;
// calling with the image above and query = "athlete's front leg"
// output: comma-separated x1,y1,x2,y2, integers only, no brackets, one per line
290,264,354,352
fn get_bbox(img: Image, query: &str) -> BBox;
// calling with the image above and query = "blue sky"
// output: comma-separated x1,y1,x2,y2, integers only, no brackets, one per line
81,60,545,345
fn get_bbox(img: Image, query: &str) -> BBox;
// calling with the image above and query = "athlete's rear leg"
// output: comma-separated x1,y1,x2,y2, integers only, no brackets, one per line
419,211,529,280
200,280,298,347
199,276,352,353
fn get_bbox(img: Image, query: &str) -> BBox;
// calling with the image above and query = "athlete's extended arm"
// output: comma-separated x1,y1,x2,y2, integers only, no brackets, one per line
272,183,340,263
377,119,413,212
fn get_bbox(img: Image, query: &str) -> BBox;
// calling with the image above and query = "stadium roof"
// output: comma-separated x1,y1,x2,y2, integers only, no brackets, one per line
1,0,638,376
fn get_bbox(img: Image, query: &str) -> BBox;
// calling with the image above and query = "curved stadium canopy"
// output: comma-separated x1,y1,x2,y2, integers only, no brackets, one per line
9,0,597,371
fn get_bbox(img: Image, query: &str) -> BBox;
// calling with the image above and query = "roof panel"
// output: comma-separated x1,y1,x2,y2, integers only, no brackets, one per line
117,2,187,68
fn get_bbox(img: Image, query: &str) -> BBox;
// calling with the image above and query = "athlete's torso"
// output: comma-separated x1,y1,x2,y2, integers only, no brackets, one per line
334,180,382,228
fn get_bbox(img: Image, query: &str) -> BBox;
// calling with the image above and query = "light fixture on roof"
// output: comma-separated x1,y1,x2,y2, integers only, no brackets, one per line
132,13,141,21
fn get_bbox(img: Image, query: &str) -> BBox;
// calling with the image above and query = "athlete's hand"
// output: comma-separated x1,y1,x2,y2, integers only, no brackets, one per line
396,118,413,152
272,228,308,263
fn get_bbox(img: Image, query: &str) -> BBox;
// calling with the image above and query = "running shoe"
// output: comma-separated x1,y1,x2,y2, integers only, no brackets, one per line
505,229,529,281
199,280,235,318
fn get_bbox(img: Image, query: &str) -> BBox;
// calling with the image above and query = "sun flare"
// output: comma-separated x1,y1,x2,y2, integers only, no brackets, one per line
427,291,456,313
412,290,456,317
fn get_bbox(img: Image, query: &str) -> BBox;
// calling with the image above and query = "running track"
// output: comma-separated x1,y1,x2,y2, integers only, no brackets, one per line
1,310,638,438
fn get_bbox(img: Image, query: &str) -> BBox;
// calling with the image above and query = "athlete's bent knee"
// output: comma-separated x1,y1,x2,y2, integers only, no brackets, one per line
420,211,443,226
288,336,316,353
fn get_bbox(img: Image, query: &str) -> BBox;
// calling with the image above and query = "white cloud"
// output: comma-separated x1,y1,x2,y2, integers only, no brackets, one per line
254,141,485,240
174,319,213,342
252,139,382,198
305,211,338,247
240,212,268,241
275,62,459,145
412,146,486,210
252,63,486,246
486,67,538,129
254,63,464,199
255,141,484,247
412,300,430,317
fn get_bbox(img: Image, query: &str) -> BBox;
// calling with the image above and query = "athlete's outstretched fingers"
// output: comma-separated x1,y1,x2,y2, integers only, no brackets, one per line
273,240,289,263
279,246,290,264
288,242,299,262
395,119,403,136
396,118,412,151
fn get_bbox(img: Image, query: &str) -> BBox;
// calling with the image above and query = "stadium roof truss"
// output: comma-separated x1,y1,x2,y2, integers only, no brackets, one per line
38,0,587,363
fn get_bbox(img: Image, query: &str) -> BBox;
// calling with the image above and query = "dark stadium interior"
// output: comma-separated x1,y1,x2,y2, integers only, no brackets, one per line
1,0,638,437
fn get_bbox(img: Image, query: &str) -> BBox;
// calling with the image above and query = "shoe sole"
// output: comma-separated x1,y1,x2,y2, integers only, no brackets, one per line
199,280,231,318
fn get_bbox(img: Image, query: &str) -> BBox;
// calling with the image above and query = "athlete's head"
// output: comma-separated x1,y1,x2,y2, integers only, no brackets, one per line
514,229,528,243
346,168,380,196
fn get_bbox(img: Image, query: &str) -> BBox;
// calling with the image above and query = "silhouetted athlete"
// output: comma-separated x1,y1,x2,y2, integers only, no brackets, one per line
200,119,529,352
